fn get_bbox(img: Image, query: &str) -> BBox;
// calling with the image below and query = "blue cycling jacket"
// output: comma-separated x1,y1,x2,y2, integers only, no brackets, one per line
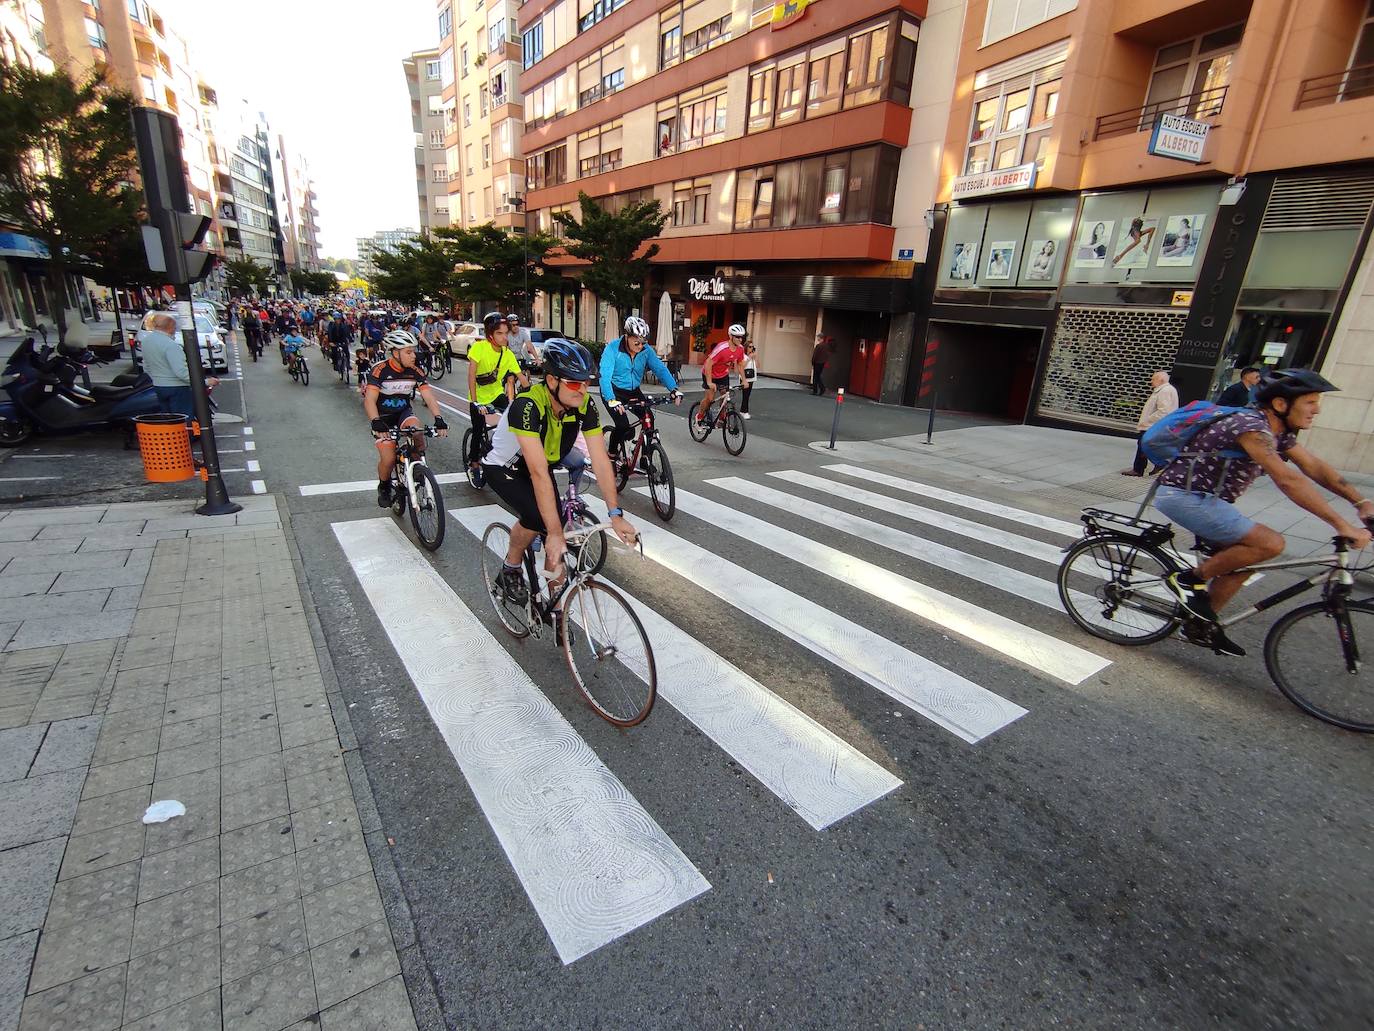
598,336,677,404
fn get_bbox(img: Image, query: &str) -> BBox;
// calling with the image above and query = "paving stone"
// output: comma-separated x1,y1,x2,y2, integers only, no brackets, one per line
112,666,171,691
4,549,126,573
0,590,110,623
162,694,221,724
220,899,309,982
28,716,100,775
220,726,280,765
0,931,37,1031
103,684,167,714
91,726,160,767
220,754,284,796
50,566,149,594
120,987,220,1031
138,836,220,903
154,740,221,781
278,713,336,752
220,949,317,1031
102,585,144,610
319,975,416,1031
222,781,290,835
0,724,46,782
44,861,139,930
143,798,219,856
296,836,373,897
302,872,386,950
291,798,362,853
122,928,219,1024
99,704,164,738
28,906,133,992
58,821,145,881
0,573,57,596
280,740,342,781
0,838,63,938
165,673,226,702
272,694,330,724
130,880,219,958
221,815,295,875
71,784,151,839
148,770,220,816
28,696,96,724
220,854,300,925
17,963,125,1031
2,507,106,527
81,755,155,800
0,769,83,850
5,610,136,651
285,763,352,814
76,530,189,554
0,538,75,559
218,707,278,740
310,920,400,1011
158,714,219,751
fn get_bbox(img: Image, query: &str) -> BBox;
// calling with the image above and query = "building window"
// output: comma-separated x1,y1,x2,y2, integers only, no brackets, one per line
461,44,468,77
524,71,569,128
672,177,712,226
844,23,889,108
578,44,625,106
141,75,156,101
438,4,452,39
482,137,491,167
85,17,107,48
463,99,471,126
577,120,623,177
528,143,568,189
578,0,627,34
1143,23,1244,121
1346,0,1374,99
523,22,544,69
750,0,775,30
489,20,507,53
127,0,141,23
806,39,845,118
661,0,731,70
483,187,493,219
432,165,448,183
734,144,899,230
429,129,444,148
657,80,727,155
480,85,489,116
963,60,1062,174
440,48,454,87
683,14,730,60
983,0,1077,47
468,192,476,223
425,59,441,80
491,67,511,107
465,144,473,175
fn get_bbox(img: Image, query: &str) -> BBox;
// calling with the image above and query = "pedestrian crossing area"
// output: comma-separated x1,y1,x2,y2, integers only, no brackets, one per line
330,461,1110,964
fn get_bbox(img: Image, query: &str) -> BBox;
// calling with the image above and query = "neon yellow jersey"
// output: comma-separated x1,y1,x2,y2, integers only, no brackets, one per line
468,339,523,405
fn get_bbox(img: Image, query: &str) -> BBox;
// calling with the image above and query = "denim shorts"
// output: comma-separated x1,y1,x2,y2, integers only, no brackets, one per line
1153,485,1256,546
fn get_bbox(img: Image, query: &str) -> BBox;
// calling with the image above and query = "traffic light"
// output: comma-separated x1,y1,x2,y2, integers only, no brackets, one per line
176,212,217,284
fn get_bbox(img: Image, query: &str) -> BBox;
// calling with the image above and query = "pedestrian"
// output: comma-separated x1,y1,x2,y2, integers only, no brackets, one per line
1122,369,1179,476
141,313,216,420
810,334,832,396
1216,366,1260,408
741,342,757,419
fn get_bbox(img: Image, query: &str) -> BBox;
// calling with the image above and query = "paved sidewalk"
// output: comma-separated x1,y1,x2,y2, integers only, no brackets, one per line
0,498,423,1031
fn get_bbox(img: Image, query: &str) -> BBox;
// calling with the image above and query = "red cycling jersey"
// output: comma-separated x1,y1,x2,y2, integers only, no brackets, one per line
706,341,745,380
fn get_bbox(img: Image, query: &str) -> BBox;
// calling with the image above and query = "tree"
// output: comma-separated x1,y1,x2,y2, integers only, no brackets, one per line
0,54,142,343
438,224,557,313
223,257,274,297
553,192,667,317
370,235,455,307
289,268,337,296
341,276,370,297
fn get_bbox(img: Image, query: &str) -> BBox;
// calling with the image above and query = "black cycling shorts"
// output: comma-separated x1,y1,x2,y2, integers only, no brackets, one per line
701,372,729,390
375,406,416,430
485,465,546,535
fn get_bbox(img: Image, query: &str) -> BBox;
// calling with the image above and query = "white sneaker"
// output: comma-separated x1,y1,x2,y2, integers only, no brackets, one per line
742,413,751,420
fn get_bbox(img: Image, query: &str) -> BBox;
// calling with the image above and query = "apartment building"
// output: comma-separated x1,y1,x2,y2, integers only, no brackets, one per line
912,0,1374,471
271,133,323,273
357,228,421,281
406,46,454,231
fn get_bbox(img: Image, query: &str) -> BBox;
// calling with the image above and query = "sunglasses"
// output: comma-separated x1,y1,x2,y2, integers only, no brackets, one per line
558,378,586,393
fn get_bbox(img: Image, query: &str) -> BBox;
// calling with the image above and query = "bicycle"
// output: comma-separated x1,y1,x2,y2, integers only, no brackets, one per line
461,403,503,489
1057,506,1374,732
418,345,445,381
609,393,677,521
379,425,446,551
478,512,655,726
688,384,746,456
332,343,350,384
287,350,309,386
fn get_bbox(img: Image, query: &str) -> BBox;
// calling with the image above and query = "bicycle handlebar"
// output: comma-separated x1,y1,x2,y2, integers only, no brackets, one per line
621,393,679,409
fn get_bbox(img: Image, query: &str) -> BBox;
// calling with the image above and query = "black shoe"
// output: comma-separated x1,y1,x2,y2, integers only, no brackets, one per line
1181,619,1246,657
1209,629,1246,657
1165,572,1219,624
496,566,528,606
376,482,392,508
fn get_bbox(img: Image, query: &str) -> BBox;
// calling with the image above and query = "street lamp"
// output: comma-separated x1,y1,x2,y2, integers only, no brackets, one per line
510,195,528,322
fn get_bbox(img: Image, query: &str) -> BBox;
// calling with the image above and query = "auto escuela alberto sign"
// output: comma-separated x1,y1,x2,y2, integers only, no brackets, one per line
1148,114,1210,163
949,162,1037,201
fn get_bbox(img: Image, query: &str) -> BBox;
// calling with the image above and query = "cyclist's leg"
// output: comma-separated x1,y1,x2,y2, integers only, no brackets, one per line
400,414,424,457
1199,525,1285,610
556,445,587,492
606,393,636,453
699,372,715,420
468,403,487,465
486,467,545,601
1155,486,1283,613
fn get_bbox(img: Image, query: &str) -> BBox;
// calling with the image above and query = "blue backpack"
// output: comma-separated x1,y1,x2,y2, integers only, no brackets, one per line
1140,400,1250,468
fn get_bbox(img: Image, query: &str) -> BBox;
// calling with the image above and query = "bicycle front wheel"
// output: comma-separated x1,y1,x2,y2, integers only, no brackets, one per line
722,410,747,455
561,580,656,726
479,522,531,638
408,464,446,551
429,359,445,381
1265,599,1374,733
300,361,309,386
687,402,710,442
567,505,607,577
1057,536,1180,645
646,444,675,521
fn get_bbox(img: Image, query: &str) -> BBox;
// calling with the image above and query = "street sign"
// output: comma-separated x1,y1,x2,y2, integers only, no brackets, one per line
897,248,915,260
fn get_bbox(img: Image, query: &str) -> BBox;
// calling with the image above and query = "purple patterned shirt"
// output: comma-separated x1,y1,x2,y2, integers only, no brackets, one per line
1157,410,1296,502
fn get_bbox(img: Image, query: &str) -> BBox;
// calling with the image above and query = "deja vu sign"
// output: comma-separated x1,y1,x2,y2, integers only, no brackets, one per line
687,275,726,301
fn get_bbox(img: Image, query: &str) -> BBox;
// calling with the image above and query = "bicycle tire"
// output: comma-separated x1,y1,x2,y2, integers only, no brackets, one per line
568,506,607,577
561,579,656,726
646,444,675,521
723,410,747,455
479,522,532,639
1057,535,1181,645
389,470,407,518
687,402,710,442
613,444,632,492
408,464,446,551
462,429,485,489
289,364,299,382
429,359,445,381
1264,599,1374,733
300,361,309,386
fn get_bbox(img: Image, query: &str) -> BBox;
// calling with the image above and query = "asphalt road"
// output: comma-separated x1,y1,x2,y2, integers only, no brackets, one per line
10,336,1374,1030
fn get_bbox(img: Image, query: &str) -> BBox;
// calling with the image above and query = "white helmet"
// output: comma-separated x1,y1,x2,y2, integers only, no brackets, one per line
383,328,417,352
727,323,746,339
624,315,650,339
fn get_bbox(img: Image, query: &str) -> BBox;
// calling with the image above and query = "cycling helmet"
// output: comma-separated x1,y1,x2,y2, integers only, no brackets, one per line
727,323,746,339
624,315,650,339
505,313,520,324
1254,368,1338,405
482,311,505,337
383,328,417,352
541,338,595,382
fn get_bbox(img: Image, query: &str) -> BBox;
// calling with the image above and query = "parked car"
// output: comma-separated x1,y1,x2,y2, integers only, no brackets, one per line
134,311,228,373
525,328,564,357
449,321,480,358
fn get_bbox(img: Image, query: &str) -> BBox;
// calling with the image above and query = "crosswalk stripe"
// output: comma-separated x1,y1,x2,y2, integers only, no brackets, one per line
581,496,1025,743
452,505,904,830
711,476,1086,613
822,464,1084,538
635,486,1108,687
332,518,709,964
771,470,1065,566
300,473,467,496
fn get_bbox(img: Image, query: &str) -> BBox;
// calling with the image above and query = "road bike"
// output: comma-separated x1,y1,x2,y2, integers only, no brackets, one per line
380,425,446,551
287,350,309,386
478,512,655,726
609,393,676,521
461,402,503,489
688,384,746,456
1057,506,1374,732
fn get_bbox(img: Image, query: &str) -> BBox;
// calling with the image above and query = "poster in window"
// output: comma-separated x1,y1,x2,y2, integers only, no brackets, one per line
1111,217,1158,269
1072,219,1114,268
1025,239,1058,281
985,241,1015,281
948,241,978,281
1157,214,1205,267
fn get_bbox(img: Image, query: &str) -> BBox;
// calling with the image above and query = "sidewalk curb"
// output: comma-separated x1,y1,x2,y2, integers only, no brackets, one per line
270,494,446,1031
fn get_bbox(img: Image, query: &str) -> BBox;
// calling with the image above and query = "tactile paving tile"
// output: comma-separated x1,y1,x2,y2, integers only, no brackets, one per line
18,964,125,1031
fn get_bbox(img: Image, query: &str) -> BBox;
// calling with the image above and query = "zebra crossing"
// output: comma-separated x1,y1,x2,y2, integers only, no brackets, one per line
332,462,1110,964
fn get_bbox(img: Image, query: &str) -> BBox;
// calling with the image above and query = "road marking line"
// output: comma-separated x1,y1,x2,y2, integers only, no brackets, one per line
243,427,253,435
636,487,1108,688
333,518,709,963
220,467,245,473
453,506,902,830
0,476,58,482
219,449,244,454
246,460,260,472
251,480,266,494
11,454,77,459
299,473,468,496
581,496,1025,743
243,441,256,451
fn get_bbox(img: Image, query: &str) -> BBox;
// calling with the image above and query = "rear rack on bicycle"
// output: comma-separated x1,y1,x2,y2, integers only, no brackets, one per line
1080,507,1174,546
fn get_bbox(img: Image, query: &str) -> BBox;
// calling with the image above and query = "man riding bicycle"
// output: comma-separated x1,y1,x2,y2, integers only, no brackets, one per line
364,329,448,508
483,339,638,605
1157,367,1372,656
506,313,539,365
466,311,526,477
697,323,747,425
600,315,682,459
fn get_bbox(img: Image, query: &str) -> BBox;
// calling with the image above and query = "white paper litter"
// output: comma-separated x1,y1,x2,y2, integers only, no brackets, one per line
142,800,186,824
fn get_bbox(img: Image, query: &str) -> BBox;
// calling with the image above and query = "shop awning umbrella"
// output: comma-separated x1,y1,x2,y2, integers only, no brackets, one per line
655,291,674,358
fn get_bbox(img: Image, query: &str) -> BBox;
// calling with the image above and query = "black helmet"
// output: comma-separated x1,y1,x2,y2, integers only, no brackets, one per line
482,311,505,337
1254,368,1338,405
541,338,595,382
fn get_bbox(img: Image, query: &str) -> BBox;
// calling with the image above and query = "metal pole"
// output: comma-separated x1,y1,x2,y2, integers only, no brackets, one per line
923,385,937,446
827,387,845,450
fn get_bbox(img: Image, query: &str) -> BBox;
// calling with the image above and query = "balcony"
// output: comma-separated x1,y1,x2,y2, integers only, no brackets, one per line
1094,85,1228,140
1296,63,1374,109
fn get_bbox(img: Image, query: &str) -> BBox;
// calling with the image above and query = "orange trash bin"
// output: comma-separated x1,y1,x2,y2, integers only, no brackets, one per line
133,413,196,482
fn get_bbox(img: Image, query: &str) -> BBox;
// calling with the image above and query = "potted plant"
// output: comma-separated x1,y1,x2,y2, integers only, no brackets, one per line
688,314,709,365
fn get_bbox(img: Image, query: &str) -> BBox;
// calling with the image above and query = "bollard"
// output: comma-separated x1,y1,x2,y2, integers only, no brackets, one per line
922,386,937,445
827,387,845,450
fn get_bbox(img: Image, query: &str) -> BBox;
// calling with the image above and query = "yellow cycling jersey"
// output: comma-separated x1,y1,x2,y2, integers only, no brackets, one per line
468,339,522,406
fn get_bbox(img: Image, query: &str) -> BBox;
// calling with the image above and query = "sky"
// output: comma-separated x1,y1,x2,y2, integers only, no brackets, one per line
158,0,438,259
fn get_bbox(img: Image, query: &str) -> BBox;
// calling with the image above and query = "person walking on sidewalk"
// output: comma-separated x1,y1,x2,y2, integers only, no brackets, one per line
810,334,832,396
741,343,757,419
141,313,216,420
1123,369,1178,476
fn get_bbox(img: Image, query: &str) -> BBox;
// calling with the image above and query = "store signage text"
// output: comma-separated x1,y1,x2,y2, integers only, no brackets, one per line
949,162,1037,200
1148,114,1210,164
1175,208,1247,365
0,232,50,259
1170,290,1194,307
688,275,726,302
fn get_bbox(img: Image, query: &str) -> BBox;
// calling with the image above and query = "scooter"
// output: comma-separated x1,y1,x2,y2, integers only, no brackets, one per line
0,338,161,447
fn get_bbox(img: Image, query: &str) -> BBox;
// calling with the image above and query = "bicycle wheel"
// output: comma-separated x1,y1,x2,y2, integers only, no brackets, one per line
461,430,485,489
646,444,675,521
1265,599,1374,733
613,444,631,492
408,464,445,551
289,363,299,382
687,402,710,442
1057,536,1180,645
429,358,445,381
479,522,532,639
722,410,747,455
300,361,309,386
561,579,656,726
567,505,607,577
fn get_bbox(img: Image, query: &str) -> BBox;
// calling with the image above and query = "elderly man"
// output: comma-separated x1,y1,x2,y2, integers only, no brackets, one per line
1122,369,1178,476
141,313,216,420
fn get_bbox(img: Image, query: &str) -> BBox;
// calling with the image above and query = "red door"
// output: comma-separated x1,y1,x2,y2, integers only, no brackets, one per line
846,339,886,399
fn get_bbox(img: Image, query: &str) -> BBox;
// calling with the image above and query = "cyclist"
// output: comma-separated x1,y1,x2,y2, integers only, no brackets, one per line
697,323,747,425
466,311,526,476
507,313,539,365
1157,367,1372,655
483,339,638,605
600,314,682,460
282,327,308,373
364,329,448,508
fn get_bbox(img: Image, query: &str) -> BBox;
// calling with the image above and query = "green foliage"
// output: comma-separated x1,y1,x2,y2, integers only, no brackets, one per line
438,224,558,312
223,258,274,296
553,193,667,316
319,256,358,277
691,314,710,352
289,268,338,296
370,234,455,307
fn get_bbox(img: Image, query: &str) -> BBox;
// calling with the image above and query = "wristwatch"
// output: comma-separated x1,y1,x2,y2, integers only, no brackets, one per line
607,507,624,518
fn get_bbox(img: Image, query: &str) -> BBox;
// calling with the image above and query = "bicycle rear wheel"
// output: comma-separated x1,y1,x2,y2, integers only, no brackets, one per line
567,505,607,577
687,402,710,442
289,364,299,382
561,580,656,726
408,464,445,551
646,444,675,521
479,522,532,638
613,443,632,492
1265,599,1374,733
1057,535,1180,645
722,410,747,455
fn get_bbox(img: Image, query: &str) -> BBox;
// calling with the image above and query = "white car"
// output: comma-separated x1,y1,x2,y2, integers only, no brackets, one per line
450,321,480,358
135,311,228,373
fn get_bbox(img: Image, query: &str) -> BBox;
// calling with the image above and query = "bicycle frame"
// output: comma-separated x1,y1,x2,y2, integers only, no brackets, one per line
388,427,434,508
520,522,635,636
